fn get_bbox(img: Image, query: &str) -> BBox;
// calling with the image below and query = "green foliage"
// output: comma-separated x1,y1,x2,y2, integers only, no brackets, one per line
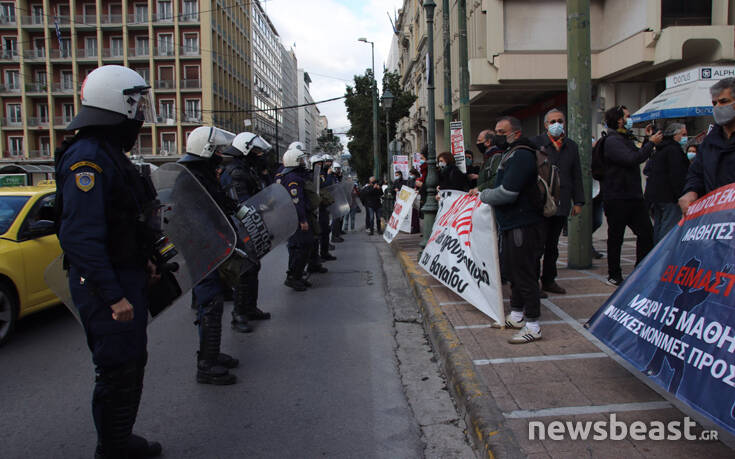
316,131,343,156
344,69,416,182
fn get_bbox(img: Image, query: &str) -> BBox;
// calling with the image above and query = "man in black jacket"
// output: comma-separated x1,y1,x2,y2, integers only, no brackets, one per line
643,122,690,243
600,105,662,286
360,177,383,235
680,77,735,213
532,109,585,294
479,116,545,344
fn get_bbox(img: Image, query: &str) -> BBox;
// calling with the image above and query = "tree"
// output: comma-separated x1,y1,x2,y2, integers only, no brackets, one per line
345,70,416,183
316,129,343,157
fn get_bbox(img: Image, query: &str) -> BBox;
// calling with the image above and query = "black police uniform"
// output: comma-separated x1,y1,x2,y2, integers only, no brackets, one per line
55,128,161,458
222,155,271,332
318,169,336,260
277,166,311,290
180,155,239,385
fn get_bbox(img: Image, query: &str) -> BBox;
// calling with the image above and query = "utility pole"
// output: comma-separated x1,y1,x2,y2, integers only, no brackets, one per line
421,0,438,248
566,0,593,269
457,0,471,146
358,38,380,179
442,0,451,150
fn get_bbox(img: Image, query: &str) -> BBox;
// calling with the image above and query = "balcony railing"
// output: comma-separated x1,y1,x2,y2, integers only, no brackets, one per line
182,113,201,123
100,14,123,24
28,117,50,127
181,45,199,56
133,147,153,156
54,116,74,126
23,49,46,60
49,49,72,59
21,16,44,26
0,15,16,25
158,146,177,156
74,15,98,25
77,48,98,58
1,84,21,93
52,16,71,25
180,13,199,23
1,117,23,127
52,83,75,93
154,13,174,22
29,149,52,158
127,14,150,25
154,47,176,57
128,47,150,58
25,83,48,93
1,50,19,60
181,79,201,89
156,115,176,124
102,48,124,58
155,80,175,89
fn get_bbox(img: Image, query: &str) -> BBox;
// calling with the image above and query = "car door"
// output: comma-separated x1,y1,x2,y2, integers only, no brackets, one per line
17,193,62,310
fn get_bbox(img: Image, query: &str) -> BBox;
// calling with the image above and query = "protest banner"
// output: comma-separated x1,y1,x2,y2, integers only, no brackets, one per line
587,183,735,437
383,185,418,243
449,121,467,173
418,190,503,322
413,152,422,170
393,155,409,179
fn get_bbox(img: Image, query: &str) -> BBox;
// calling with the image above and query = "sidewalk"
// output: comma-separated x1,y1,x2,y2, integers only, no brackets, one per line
390,232,733,458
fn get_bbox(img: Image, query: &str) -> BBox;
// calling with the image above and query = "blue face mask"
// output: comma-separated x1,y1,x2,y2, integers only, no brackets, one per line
687,152,696,161
678,136,688,147
465,157,472,166
548,122,564,138
624,118,633,130
419,159,425,165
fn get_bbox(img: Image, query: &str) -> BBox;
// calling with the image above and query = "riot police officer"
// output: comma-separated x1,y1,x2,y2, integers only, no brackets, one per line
317,154,337,261
55,65,162,458
221,132,273,333
179,126,241,385
277,148,311,290
331,162,345,243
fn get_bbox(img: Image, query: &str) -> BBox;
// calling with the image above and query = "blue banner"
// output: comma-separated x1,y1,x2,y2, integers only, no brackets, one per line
588,183,735,436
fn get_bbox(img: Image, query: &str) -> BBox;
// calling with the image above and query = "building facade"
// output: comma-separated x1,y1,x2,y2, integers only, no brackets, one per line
0,0,254,159
394,0,735,154
250,0,282,151
279,43,297,157
296,68,317,154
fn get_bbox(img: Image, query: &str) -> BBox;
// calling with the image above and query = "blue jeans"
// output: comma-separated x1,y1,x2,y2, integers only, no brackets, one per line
651,202,681,244
343,207,357,231
365,207,379,232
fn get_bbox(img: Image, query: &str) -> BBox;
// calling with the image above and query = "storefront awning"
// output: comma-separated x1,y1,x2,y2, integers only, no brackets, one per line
631,80,714,123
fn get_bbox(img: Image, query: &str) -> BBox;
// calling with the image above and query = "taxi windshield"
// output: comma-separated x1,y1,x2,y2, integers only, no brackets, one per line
0,196,30,234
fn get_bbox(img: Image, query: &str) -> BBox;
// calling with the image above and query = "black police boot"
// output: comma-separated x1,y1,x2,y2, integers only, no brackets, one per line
284,275,308,291
217,353,239,369
308,263,328,273
231,284,253,333
197,301,236,385
331,235,344,243
321,252,337,261
246,307,271,321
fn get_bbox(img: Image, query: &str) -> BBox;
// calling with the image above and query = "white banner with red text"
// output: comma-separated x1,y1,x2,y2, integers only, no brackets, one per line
383,186,418,243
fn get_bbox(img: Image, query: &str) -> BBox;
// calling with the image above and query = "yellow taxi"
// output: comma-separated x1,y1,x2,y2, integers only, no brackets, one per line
0,182,61,345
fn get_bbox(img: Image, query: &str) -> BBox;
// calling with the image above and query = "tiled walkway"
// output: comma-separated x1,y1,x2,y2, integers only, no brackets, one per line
392,233,733,458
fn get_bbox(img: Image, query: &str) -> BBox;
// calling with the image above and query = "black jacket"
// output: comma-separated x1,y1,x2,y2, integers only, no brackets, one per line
600,129,654,201
643,138,690,203
684,124,735,196
493,137,544,231
531,133,585,216
360,183,383,209
438,164,469,192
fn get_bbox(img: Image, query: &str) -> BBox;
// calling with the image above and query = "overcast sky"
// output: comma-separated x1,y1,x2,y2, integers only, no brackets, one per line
266,0,404,141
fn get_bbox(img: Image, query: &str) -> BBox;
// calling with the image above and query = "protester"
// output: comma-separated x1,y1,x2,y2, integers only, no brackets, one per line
479,116,546,344
531,109,584,295
465,149,480,189
643,122,690,243
686,144,698,163
679,77,735,214
600,105,662,286
408,167,422,234
360,176,383,235
436,152,469,192
392,170,407,195
475,129,502,191
342,183,360,232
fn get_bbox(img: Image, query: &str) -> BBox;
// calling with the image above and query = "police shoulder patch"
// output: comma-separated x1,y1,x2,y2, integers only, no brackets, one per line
70,161,103,173
75,172,95,192
292,197,299,204
290,188,298,196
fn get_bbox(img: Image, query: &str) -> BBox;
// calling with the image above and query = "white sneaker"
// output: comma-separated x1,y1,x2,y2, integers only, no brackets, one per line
508,326,542,344
491,313,525,329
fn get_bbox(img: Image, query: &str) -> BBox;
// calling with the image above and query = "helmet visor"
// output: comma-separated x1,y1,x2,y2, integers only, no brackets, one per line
135,91,157,124
249,136,272,156
207,127,236,155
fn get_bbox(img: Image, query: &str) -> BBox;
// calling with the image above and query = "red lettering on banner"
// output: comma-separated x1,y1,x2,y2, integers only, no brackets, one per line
659,266,735,297
681,183,735,224
661,265,677,283
436,193,482,247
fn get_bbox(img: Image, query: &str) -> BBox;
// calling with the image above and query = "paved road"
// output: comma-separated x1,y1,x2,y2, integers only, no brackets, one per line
0,232,428,458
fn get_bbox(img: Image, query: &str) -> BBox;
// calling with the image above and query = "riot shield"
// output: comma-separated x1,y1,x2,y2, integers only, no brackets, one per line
312,164,321,196
45,163,238,325
325,181,350,218
233,183,298,261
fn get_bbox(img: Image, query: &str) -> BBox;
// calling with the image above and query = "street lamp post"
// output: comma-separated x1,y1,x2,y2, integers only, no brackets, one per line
421,0,437,248
358,37,380,179
381,88,394,178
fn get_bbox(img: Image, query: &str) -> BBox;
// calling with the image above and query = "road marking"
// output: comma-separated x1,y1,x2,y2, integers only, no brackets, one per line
474,352,608,365
503,401,672,419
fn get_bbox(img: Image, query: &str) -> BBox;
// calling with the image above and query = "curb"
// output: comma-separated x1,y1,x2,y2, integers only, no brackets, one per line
390,241,524,459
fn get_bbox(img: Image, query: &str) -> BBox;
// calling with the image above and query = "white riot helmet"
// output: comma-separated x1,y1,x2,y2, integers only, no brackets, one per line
333,162,342,170
309,154,324,166
229,132,272,157
181,126,236,162
67,65,155,130
288,141,305,152
322,154,334,162
283,148,307,168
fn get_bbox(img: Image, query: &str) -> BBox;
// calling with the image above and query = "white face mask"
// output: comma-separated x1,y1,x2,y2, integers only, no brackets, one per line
438,162,446,169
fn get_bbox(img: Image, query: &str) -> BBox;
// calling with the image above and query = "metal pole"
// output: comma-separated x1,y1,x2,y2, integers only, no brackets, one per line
421,0,438,248
457,0,471,145
371,42,380,179
442,0,451,151
566,0,593,269
386,113,391,176
274,107,279,159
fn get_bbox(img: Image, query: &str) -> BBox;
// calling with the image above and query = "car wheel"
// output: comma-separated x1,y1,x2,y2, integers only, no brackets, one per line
0,282,18,346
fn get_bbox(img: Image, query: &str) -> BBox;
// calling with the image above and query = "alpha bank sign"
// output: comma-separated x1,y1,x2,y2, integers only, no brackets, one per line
666,66,735,89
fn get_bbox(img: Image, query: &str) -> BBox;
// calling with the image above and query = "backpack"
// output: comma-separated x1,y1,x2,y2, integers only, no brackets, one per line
501,145,560,217
590,132,608,181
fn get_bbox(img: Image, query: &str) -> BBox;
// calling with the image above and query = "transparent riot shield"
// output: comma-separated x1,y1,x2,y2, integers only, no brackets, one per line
312,164,321,196
45,162,237,325
233,183,298,261
325,181,351,218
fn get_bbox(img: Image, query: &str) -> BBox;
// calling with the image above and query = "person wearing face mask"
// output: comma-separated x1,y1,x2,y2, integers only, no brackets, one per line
600,105,662,287
436,152,469,192
643,122,691,243
54,65,164,458
392,169,407,195
465,149,480,188
680,77,735,214
530,109,585,295
475,129,503,192
686,144,697,162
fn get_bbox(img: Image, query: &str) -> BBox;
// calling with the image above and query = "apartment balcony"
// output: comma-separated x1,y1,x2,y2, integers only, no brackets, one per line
154,14,174,23
0,16,16,27
0,50,19,60
52,83,76,93
131,147,153,156
29,149,52,158
154,47,176,57
0,84,21,94
156,115,176,125
155,80,175,90
127,14,150,26
52,16,71,26
128,48,150,59
101,48,124,59
21,16,44,28
77,48,98,60
158,146,178,156
179,13,199,24
180,46,200,57
28,117,50,127
54,116,74,127
180,79,201,89
74,15,97,27
1,118,23,128
23,49,46,60
49,49,72,59
100,14,123,25
25,83,49,94
181,113,202,123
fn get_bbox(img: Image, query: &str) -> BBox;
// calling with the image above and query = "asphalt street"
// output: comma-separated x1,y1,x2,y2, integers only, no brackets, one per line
0,230,430,458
